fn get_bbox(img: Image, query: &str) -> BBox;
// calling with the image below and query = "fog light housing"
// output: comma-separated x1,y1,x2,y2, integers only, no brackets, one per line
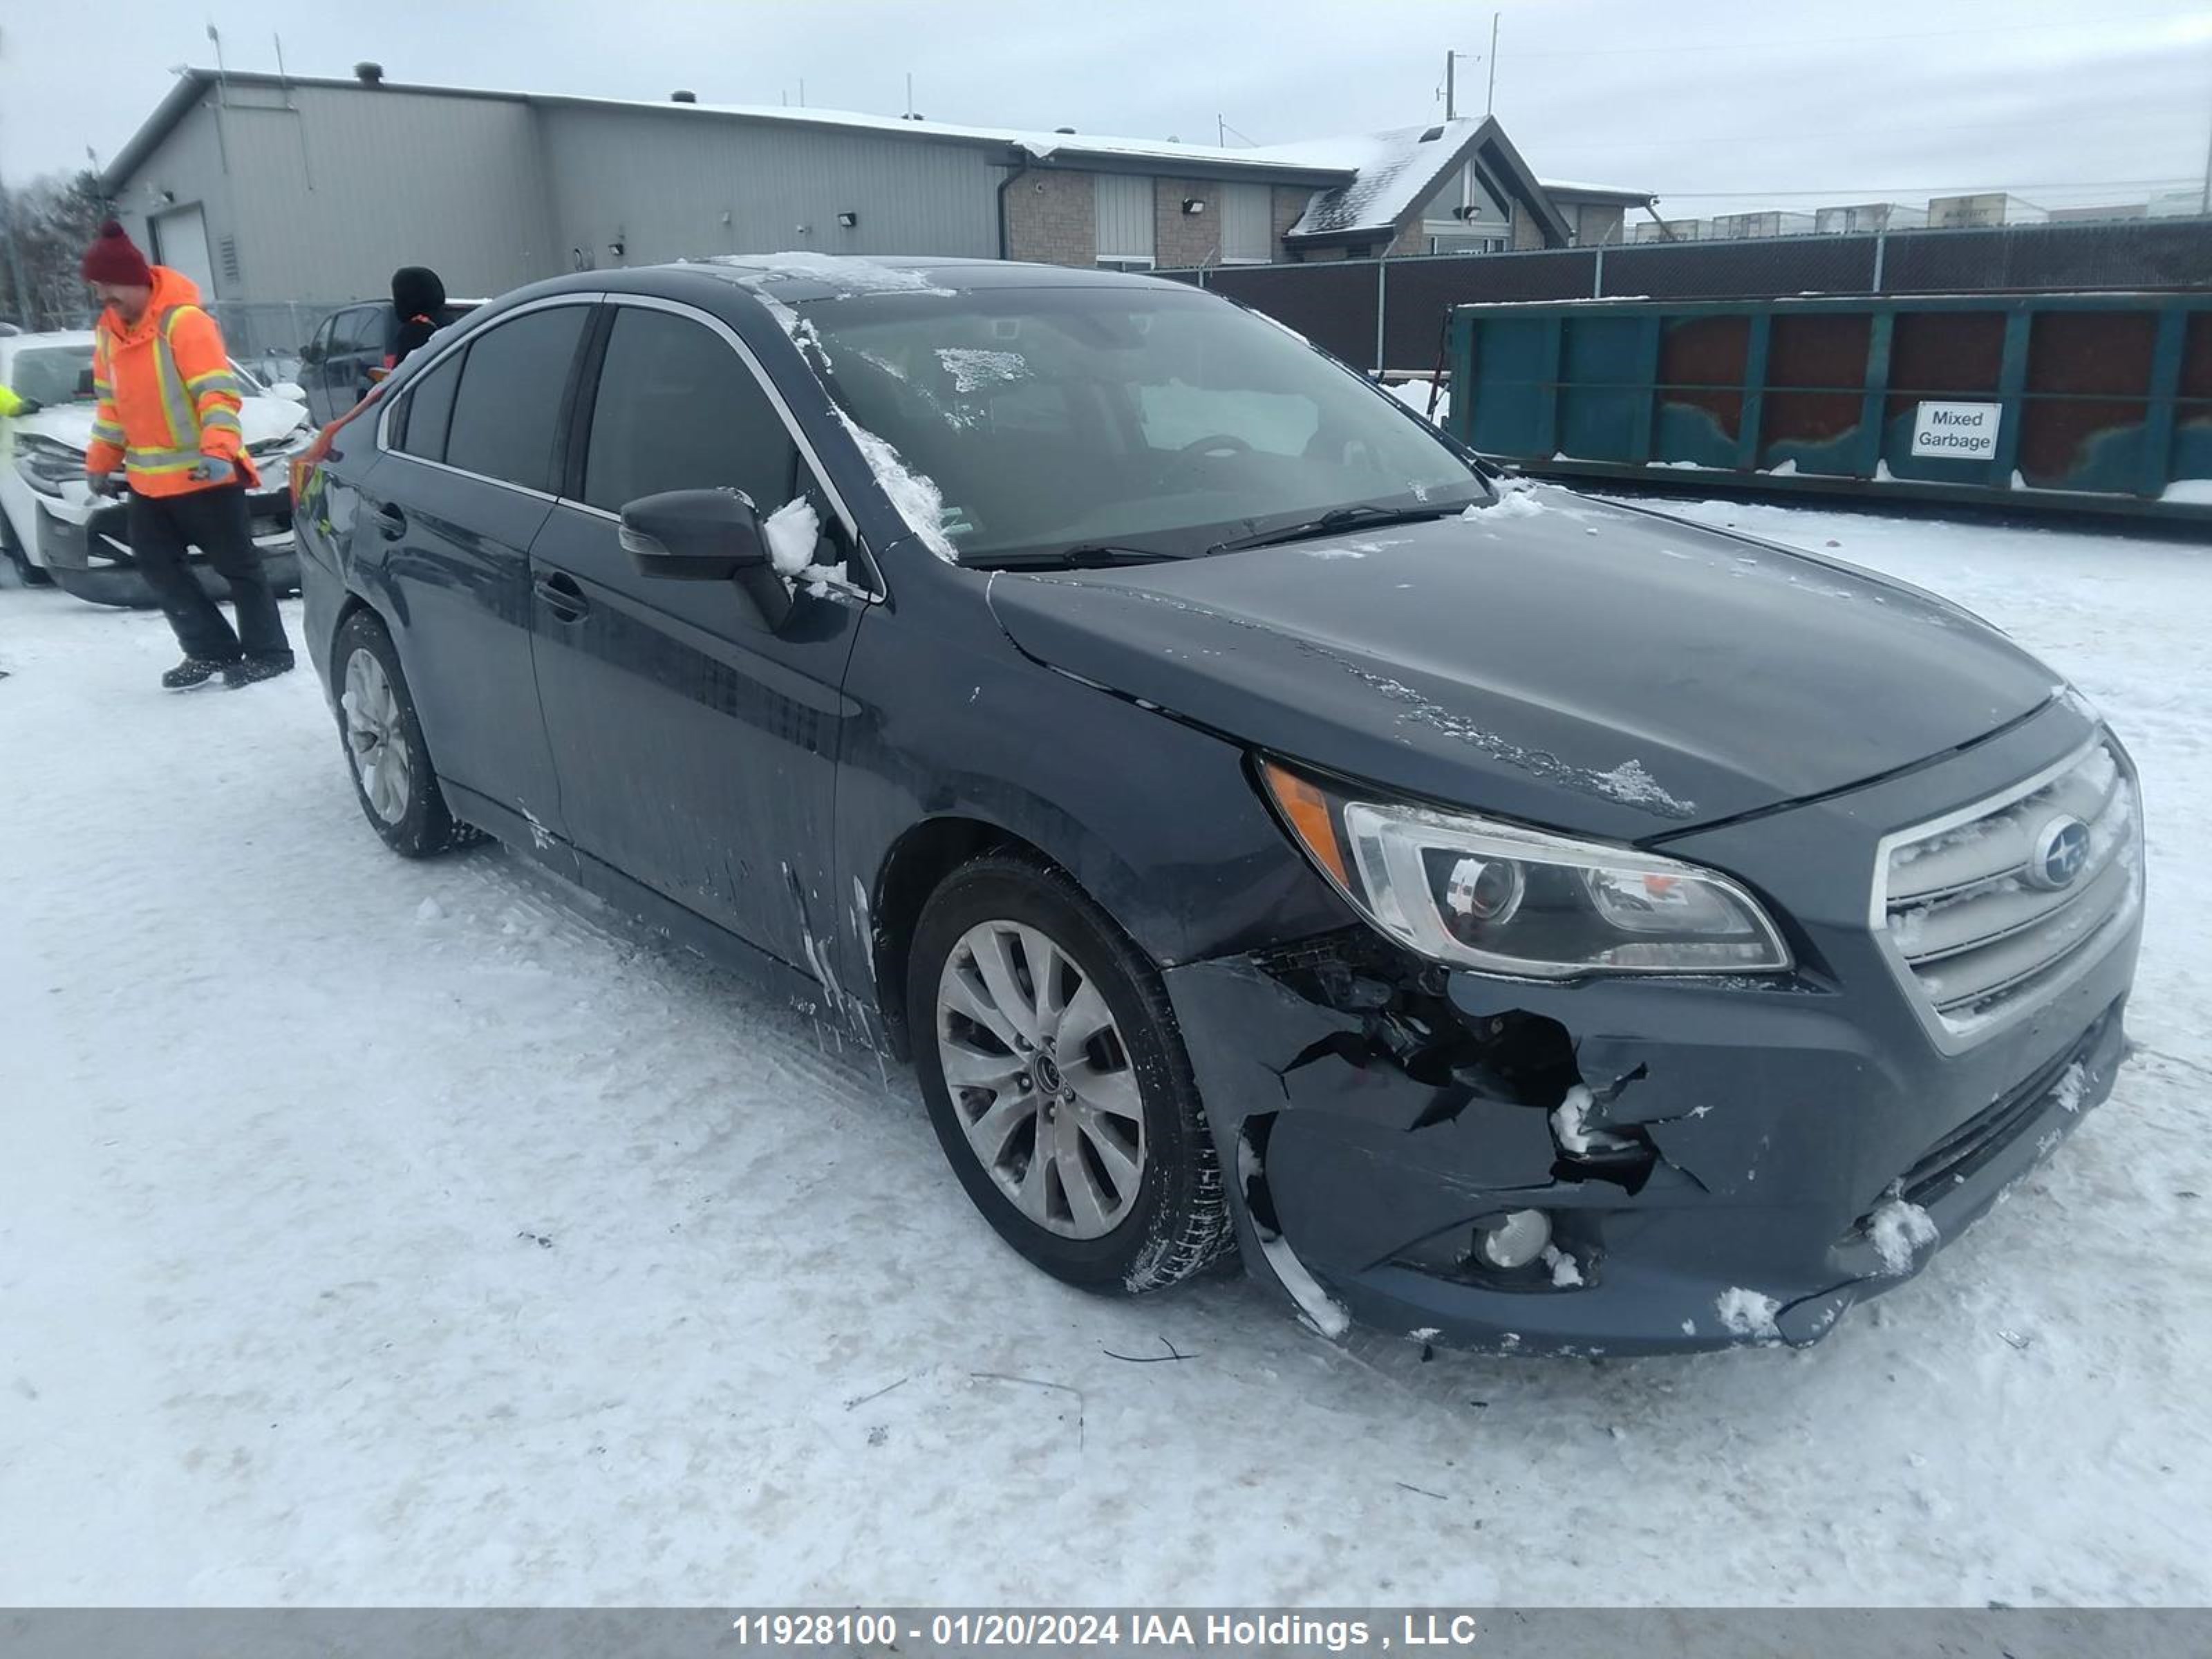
1473,1209,1552,1270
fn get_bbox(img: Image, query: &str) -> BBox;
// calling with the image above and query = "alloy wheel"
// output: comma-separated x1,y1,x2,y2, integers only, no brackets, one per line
935,919,1147,1239
342,646,413,825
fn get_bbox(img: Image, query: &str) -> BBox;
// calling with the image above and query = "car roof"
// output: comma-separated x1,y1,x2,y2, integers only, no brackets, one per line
508,252,1182,310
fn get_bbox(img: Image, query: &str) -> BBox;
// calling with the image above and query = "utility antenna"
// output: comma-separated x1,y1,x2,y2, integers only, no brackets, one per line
1486,12,1500,115
1443,50,1472,121
207,22,229,102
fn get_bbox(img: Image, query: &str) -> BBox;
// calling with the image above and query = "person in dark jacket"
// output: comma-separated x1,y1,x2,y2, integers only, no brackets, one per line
386,267,447,371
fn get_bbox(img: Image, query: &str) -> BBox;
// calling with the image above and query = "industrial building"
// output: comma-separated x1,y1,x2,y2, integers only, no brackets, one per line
97,65,1655,304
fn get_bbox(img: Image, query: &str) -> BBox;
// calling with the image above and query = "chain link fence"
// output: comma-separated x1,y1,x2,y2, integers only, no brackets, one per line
21,299,349,390
1165,216,2212,375
198,301,353,388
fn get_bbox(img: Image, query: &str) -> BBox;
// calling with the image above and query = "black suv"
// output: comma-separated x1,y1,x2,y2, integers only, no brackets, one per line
292,256,2143,1354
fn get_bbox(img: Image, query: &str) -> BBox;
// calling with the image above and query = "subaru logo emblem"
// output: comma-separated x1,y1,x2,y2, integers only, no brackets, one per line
2028,816,2091,891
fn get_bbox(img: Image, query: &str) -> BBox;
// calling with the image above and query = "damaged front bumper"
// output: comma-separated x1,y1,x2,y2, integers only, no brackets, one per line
37,491,299,608
1168,939,2133,1356
1166,706,2145,1356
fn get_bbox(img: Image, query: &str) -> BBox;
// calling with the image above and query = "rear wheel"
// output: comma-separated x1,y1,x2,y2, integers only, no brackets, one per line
908,855,1234,1293
332,609,479,858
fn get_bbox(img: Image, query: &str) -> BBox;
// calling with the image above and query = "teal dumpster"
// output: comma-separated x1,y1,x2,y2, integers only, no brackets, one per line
1446,293,2212,521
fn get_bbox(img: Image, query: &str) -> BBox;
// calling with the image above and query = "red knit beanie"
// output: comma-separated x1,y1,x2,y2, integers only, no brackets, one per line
81,220,153,287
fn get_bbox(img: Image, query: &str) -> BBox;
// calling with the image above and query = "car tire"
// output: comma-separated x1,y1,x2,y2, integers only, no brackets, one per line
0,513,52,587
331,608,480,859
909,854,1235,1294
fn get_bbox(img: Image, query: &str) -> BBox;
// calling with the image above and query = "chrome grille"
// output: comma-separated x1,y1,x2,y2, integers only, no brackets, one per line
1875,738,2140,1042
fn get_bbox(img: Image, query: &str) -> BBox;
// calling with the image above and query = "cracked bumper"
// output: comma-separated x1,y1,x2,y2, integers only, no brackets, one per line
1165,909,2138,1356
37,493,298,608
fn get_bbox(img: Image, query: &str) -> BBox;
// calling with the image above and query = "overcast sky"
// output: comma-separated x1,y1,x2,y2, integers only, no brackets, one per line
3,1,2208,217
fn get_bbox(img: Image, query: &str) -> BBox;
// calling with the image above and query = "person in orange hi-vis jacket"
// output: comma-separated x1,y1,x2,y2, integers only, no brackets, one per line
80,220,294,689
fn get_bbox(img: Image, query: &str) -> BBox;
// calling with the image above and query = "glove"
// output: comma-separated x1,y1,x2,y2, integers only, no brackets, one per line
87,471,123,499
11,397,39,416
189,458,236,485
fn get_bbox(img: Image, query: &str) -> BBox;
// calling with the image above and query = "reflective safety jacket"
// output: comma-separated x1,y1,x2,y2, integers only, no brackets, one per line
85,267,261,498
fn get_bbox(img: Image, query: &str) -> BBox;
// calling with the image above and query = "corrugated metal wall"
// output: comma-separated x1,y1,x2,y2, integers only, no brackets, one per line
1094,174,1154,260
536,104,1004,268
111,85,558,303
106,88,1010,303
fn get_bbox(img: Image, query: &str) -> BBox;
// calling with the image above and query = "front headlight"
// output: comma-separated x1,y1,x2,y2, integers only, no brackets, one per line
14,437,86,496
1259,760,1792,978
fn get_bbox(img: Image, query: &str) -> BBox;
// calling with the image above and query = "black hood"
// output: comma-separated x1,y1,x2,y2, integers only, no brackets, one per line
391,265,446,317
984,489,2060,841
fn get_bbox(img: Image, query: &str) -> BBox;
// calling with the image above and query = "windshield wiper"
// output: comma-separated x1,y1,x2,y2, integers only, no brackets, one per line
1205,503,1455,556
964,544,1183,571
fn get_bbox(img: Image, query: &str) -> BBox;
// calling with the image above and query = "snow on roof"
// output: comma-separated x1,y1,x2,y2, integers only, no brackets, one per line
1277,119,1490,238
1539,177,1658,202
545,88,1357,177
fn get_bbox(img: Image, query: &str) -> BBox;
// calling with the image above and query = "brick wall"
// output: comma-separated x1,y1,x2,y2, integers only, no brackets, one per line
1003,168,1097,267
1273,187,1309,248
1154,177,1221,268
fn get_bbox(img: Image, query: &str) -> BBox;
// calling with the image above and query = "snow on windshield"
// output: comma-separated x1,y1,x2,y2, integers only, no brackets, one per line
933,348,1029,394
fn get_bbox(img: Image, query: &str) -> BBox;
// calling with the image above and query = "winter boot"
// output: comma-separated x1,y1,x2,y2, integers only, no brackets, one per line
162,656,234,690
223,653,297,689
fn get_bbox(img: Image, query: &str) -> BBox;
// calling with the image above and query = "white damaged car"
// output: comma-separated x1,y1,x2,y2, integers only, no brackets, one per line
1,329,314,604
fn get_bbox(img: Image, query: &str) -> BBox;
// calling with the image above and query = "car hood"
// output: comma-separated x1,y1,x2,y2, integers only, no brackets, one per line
17,397,307,453
983,486,2060,841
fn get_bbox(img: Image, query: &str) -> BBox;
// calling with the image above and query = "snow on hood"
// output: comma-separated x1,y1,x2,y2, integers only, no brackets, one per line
19,395,306,456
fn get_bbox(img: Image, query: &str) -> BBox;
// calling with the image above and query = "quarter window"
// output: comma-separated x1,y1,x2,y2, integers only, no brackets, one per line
394,348,463,463
582,308,799,515
442,306,589,494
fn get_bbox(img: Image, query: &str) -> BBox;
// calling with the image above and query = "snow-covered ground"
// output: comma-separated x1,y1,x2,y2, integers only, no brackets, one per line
2,498,2208,1608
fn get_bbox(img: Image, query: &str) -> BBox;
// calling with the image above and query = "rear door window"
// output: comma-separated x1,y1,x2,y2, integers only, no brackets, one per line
442,306,589,494
581,307,798,514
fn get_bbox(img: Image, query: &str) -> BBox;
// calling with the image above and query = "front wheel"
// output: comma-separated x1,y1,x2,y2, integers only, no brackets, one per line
0,512,52,587
908,855,1235,1293
331,608,479,858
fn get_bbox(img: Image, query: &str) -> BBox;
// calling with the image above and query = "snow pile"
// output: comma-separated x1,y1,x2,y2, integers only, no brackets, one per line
2052,1061,2091,1115
830,408,957,562
1593,758,1694,814
1303,545,1366,560
762,497,823,577
934,348,1029,393
710,251,954,298
1714,1287,1782,1340
1867,1194,1941,1276
1541,1246,1584,1289
1470,481,1548,520
1550,1085,1600,1155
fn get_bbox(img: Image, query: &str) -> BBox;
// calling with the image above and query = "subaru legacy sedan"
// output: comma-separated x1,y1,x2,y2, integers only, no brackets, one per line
290,255,2142,1353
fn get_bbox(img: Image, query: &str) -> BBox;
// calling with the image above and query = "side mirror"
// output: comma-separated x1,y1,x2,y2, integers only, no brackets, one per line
270,381,308,404
619,488,767,579
620,487,793,628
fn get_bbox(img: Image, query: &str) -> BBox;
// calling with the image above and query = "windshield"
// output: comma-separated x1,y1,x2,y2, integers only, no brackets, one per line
802,285,1490,563
11,346,97,405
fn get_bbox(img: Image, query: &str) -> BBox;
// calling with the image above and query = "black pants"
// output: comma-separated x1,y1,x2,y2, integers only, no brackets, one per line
126,484,292,662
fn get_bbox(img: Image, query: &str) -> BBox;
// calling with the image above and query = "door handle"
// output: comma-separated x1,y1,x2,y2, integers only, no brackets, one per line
373,503,407,540
534,570,590,621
